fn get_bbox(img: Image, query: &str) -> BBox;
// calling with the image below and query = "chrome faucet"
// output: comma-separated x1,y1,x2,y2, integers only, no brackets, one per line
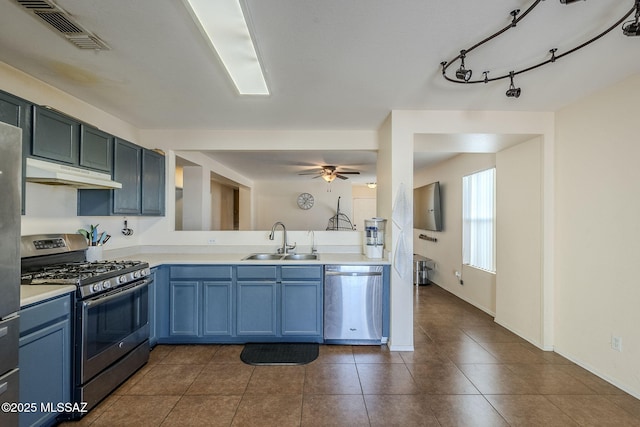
269,221,296,254
308,230,317,253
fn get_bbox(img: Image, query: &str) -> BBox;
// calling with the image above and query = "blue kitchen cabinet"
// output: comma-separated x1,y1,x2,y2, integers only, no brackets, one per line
202,281,233,336
77,139,165,217
236,266,277,337
237,265,322,341
165,265,234,342
32,107,114,175
19,293,72,427
236,283,278,337
141,149,165,216
153,266,170,341
78,138,165,216
31,106,79,165
112,138,142,215
170,281,200,336
281,266,323,338
80,125,113,173
157,264,323,343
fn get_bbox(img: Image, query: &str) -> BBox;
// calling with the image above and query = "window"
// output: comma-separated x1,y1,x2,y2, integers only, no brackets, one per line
462,167,496,273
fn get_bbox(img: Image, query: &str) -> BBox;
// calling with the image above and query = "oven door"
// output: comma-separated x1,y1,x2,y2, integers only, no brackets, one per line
78,277,150,385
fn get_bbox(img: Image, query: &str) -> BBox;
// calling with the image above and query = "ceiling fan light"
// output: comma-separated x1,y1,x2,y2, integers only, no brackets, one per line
322,174,336,183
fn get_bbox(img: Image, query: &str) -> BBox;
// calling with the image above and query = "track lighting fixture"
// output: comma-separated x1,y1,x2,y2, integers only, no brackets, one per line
455,50,472,82
505,72,521,98
440,0,639,97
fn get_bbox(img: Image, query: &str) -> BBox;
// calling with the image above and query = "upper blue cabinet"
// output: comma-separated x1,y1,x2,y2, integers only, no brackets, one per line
112,138,142,215
80,125,113,173
141,149,166,216
77,139,165,217
32,106,80,165
31,106,114,176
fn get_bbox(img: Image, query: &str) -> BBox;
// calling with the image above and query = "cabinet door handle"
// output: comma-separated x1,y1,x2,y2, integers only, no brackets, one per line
0,326,7,338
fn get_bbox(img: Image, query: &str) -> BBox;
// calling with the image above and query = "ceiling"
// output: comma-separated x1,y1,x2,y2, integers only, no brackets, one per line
1,0,638,180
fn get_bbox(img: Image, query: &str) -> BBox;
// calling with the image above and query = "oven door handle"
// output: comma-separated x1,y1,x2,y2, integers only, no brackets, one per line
82,277,152,309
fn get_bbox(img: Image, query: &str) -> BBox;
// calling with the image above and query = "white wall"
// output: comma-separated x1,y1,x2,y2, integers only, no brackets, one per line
495,137,543,347
21,182,153,251
254,179,354,231
554,73,640,396
413,153,497,315
396,110,555,351
0,62,139,144
378,112,415,351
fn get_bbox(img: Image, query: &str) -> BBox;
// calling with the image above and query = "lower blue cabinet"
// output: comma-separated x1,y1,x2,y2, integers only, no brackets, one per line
236,282,278,336
170,281,200,336
168,280,234,338
203,282,233,336
19,293,72,427
281,282,322,337
159,264,322,343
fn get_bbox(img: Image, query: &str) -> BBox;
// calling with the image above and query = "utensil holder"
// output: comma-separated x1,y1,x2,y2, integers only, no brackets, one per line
86,246,103,262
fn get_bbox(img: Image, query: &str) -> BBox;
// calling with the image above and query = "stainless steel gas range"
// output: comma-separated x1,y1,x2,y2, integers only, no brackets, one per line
20,234,152,417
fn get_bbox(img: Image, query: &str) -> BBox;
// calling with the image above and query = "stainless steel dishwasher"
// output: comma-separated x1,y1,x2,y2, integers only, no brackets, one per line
324,265,383,344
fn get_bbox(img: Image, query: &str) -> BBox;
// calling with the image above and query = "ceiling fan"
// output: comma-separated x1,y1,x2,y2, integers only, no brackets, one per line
298,165,360,182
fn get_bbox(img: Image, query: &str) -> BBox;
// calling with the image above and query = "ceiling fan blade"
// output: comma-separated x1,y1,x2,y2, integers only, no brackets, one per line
298,172,322,175
336,174,349,180
336,171,360,174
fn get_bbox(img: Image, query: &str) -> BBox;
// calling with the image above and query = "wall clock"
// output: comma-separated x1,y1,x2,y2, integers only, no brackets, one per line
297,192,314,210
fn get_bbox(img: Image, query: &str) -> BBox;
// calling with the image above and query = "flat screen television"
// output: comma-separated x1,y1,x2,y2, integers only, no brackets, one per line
413,181,442,231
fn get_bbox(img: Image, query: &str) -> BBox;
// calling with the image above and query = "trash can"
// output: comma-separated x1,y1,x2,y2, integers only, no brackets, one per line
413,254,431,286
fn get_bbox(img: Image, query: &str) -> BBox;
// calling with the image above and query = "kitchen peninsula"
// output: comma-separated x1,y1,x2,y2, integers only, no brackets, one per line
21,248,391,346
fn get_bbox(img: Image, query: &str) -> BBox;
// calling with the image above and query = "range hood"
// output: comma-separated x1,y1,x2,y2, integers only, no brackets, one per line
25,158,122,189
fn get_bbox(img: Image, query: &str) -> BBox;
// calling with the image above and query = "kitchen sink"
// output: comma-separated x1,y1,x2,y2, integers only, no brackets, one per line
242,253,319,261
283,253,319,261
242,253,284,260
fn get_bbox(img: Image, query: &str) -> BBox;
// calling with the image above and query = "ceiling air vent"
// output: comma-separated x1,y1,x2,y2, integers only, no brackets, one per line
14,0,110,50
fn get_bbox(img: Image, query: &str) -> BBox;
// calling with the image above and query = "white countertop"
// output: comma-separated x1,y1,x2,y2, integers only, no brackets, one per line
20,250,389,306
116,252,390,268
20,284,76,308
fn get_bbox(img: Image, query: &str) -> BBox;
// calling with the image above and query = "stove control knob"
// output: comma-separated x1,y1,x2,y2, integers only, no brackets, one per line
140,268,149,277
133,270,140,279
103,280,112,289
92,282,103,293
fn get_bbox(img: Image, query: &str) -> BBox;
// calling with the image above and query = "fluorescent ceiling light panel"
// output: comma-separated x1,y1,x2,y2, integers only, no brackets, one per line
185,0,269,95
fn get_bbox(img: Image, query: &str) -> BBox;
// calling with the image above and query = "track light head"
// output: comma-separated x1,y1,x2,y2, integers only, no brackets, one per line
506,72,521,98
506,87,521,98
623,3,640,37
455,67,472,81
455,50,473,82
623,21,640,36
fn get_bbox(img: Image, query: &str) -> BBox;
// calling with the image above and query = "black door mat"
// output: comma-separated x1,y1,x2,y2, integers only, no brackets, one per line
240,343,319,366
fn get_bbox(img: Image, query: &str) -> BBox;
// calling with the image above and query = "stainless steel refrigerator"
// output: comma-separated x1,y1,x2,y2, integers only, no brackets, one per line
0,122,21,427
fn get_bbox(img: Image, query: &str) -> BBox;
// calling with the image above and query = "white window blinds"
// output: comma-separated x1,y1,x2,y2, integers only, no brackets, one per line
462,167,496,273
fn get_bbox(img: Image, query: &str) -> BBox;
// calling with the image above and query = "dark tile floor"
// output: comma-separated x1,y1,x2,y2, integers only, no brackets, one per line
62,284,640,426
